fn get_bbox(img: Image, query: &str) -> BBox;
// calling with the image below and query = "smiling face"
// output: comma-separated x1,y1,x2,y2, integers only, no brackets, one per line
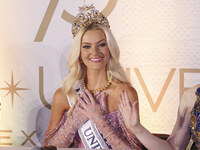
80,29,110,71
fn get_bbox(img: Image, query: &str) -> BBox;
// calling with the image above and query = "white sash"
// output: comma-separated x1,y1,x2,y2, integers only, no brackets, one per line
67,96,109,149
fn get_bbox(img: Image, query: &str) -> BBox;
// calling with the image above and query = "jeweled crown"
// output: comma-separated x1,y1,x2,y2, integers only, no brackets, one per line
72,4,110,37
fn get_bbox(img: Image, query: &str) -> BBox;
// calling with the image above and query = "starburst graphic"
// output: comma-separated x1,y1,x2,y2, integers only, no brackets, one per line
0,71,30,107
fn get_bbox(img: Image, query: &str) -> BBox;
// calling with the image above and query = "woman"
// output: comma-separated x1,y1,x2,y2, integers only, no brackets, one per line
44,5,142,149
119,85,200,150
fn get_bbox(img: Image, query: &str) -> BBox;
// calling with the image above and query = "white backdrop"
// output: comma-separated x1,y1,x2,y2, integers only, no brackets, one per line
0,0,200,147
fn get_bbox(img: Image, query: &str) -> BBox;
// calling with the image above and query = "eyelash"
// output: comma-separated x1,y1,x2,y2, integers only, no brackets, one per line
83,45,91,49
98,43,106,47
82,43,106,49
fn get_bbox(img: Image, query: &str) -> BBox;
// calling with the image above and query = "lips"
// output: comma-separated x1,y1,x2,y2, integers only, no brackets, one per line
89,57,103,63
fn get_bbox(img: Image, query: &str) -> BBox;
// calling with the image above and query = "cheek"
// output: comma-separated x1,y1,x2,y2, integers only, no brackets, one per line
104,48,111,59
81,49,89,58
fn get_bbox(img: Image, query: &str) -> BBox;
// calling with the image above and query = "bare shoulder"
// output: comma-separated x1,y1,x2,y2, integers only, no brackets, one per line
46,88,69,133
52,88,69,110
114,83,138,103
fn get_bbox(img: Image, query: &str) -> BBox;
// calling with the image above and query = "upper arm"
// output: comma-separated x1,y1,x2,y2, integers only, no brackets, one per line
46,88,70,133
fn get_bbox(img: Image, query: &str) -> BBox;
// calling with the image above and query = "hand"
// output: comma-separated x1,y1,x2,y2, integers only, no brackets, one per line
118,90,140,133
77,90,108,122
71,101,89,127
94,92,109,114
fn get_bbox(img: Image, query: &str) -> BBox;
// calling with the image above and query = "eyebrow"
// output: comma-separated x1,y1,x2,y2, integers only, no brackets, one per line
82,39,106,45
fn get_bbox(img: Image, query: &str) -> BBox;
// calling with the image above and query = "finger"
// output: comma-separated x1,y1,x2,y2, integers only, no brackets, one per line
95,92,103,103
124,90,132,108
118,101,124,116
93,91,101,97
78,94,87,105
101,93,109,110
101,93,107,105
133,100,140,122
124,90,129,105
118,102,122,113
81,91,91,103
121,91,126,106
119,93,124,107
132,100,139,117
98,92,105,104
77,105,87,115
78,96,87,109
118,95,124,111
85,90,95,103
132,100,137,108
77,102,84,110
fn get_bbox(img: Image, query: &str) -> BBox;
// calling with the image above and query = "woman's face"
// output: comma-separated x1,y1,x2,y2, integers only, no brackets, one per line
80,29,110,71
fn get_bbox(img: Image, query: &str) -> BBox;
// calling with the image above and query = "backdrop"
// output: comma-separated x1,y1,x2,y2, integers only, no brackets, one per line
0,0,200,147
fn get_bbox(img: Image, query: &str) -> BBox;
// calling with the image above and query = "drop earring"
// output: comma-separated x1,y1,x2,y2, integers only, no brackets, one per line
80,57,83,63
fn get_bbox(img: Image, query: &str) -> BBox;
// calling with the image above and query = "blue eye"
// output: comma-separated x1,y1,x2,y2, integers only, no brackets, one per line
98,43,106,47
83,45,91,49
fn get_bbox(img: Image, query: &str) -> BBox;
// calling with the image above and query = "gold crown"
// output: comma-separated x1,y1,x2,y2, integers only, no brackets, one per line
72,4,110,37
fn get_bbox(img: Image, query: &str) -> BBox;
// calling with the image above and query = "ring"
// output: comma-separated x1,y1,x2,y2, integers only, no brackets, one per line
100,110,104,114
92,108,96,112
85,99,90,103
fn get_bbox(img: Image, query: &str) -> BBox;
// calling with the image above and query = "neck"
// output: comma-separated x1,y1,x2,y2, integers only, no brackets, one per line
86,69,108,91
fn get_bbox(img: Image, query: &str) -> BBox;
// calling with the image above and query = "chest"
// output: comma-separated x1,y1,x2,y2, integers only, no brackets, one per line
104,89,120,112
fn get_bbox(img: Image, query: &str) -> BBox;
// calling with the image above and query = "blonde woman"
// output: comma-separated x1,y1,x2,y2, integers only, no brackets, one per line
44,5,142,149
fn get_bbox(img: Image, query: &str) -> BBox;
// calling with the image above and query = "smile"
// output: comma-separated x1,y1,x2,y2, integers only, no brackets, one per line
89,57,103,63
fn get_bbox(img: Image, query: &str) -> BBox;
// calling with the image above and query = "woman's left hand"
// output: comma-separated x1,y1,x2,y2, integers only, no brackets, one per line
77,90,108,122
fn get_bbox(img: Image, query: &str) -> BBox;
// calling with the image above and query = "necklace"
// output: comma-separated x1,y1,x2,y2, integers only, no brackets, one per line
82,75,112,94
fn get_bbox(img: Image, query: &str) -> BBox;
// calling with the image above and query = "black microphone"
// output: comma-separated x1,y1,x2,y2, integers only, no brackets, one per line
73,81,90,103
73,80,84,96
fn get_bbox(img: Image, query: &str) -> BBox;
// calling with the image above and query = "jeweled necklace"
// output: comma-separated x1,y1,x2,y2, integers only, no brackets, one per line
82,75,112,94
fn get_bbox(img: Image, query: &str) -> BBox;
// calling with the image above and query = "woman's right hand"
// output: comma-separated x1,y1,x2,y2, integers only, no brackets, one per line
94,92,109,115
71,92,109,127
71,101,89,127
118,90,140,133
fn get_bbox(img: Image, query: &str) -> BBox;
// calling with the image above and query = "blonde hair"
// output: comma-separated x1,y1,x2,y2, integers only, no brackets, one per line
62,24,130,115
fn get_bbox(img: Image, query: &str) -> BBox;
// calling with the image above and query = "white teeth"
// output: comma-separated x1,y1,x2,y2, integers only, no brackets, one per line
90,58,102,62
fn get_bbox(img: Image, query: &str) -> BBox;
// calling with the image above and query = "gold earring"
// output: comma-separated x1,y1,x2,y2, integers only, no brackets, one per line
80,58,83,63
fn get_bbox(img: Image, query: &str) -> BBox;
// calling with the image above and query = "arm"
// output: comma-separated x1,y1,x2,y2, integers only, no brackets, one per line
167,90,193,150
44,88,87,147
78,90,142,149
119,90,192,150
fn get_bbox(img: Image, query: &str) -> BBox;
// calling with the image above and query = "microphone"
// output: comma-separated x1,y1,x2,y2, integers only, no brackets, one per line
73,80,84,96
73,80,90,103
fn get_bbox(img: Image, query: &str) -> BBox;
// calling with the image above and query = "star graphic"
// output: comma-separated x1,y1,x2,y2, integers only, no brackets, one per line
0,71,30,107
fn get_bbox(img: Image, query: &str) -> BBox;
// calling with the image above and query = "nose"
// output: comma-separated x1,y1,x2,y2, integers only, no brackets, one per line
90,46,98,54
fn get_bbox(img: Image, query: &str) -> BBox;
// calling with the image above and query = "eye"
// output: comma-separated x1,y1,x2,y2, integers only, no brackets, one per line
82,45,91,49
98,43,106,47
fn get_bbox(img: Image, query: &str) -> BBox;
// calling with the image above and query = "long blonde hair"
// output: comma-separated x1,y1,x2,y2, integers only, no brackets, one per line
62,24,130,115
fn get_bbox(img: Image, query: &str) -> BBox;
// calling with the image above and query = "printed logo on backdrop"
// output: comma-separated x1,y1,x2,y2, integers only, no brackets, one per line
126,68,200,112
34,0,118,42
0,71,30,107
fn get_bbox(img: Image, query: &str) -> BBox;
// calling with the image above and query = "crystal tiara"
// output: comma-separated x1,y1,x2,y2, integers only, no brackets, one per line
72,4,110,37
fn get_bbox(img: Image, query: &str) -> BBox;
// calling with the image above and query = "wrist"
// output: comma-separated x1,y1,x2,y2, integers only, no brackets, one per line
91,109,107,122
130,123,143,135
67,115,80,130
